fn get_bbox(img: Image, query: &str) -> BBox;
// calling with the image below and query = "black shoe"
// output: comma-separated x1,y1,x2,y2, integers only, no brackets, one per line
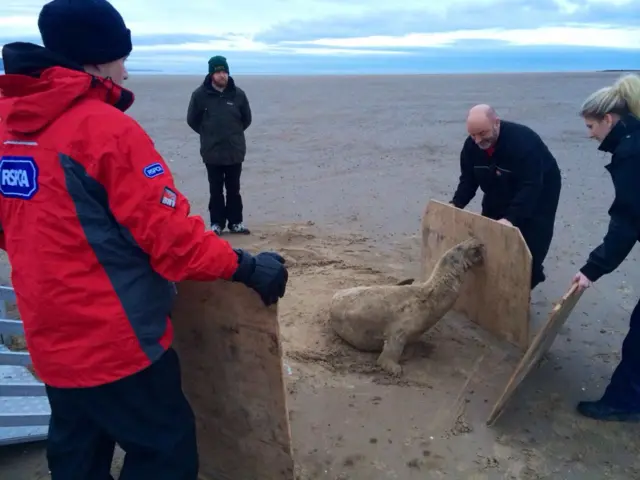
576,399,640,422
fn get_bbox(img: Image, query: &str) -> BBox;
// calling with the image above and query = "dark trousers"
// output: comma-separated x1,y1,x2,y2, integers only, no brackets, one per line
601,297,640,409
482,166,561,289
481,210,556,289
519,215,556,289
45,348,198,480
205,163,243,228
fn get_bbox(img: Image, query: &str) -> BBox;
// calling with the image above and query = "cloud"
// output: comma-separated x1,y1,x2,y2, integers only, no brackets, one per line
255,0,640,43
277,25,640,51
0,0,638,73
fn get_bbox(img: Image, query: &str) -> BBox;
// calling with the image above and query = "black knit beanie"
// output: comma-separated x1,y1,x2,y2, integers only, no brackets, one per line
38,0,132,66
208,55,229,74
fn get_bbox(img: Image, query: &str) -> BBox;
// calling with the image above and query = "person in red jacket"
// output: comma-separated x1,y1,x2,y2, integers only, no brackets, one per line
0,0,288,478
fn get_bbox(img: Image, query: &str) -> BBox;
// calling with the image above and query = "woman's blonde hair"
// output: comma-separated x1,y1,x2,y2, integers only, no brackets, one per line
580,73,640,120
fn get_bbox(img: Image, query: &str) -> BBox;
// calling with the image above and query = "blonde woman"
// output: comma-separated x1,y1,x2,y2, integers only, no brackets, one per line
572,73,640,422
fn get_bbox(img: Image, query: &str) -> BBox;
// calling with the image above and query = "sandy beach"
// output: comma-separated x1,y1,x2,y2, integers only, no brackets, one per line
1,71,640,479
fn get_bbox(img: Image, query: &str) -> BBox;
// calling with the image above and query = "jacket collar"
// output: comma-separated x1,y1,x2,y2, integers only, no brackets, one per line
599,113,640,154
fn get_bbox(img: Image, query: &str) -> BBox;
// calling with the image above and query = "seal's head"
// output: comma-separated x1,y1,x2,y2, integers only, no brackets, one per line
439,237,485,274
459,237,485,267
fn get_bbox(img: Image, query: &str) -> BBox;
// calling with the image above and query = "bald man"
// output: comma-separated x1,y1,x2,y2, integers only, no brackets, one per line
450,105,562,289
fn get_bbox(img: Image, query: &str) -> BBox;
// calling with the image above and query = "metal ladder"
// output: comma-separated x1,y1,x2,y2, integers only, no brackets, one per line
0,285,50,446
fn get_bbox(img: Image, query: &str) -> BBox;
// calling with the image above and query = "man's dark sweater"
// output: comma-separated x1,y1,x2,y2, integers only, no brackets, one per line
451,120,561,225
450,120,562,289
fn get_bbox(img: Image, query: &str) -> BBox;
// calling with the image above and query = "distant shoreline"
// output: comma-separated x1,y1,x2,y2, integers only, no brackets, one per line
598,69,640,73
0,69,637,76
0,68,162,74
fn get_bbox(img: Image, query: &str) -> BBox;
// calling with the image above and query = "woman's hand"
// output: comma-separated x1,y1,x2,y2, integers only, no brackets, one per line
572,272,593,291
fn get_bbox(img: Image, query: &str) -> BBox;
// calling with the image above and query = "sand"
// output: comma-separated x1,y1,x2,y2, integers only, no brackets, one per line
1,71,640,479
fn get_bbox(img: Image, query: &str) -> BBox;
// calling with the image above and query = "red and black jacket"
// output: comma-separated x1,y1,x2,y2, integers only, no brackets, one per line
0,42,239,388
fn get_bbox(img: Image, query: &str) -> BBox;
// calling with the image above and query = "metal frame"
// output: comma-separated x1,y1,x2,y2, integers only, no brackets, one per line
0,285,50,446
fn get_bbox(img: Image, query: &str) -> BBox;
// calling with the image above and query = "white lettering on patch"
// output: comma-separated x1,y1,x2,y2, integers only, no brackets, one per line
143,162,165,178
2,169,30,187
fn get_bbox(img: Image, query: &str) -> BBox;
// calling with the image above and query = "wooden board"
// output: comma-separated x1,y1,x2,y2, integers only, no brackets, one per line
171,280,295,480
421,200,532,350
486,284,584,426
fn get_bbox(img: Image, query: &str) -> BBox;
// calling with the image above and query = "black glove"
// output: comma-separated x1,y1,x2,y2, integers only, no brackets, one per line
231,249,288,306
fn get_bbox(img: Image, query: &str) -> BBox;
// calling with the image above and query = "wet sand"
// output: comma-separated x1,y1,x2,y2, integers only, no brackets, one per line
1,71,640,479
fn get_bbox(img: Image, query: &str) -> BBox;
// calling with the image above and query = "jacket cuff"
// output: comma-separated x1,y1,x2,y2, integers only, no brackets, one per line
579,262,604,283
230,249,255,283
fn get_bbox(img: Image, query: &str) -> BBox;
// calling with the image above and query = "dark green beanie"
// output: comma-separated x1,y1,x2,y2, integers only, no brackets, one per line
208,55,229,74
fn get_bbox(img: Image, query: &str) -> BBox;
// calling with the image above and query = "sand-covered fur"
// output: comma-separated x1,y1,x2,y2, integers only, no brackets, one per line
329,237,485,375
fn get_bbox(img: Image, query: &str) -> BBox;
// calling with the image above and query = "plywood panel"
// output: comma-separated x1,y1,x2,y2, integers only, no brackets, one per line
171,280,295,480
421,200,532,350
486,284,584,426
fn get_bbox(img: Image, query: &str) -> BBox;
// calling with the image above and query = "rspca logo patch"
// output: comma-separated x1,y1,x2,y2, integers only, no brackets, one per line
0,156,39,200
143,162,165,179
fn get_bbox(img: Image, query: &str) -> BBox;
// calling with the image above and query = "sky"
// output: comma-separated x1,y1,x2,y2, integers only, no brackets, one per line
0,0,639,75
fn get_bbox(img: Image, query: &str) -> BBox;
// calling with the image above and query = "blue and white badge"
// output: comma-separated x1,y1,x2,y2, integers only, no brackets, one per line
143,162,165,178
0,155,39,200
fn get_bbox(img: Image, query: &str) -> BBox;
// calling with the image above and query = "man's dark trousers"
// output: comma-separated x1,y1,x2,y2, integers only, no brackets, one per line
482,166,561,290
205,163,243,228
45,348,198,480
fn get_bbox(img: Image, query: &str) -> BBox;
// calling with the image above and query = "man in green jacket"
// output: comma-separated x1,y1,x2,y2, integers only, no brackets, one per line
187,55,252,235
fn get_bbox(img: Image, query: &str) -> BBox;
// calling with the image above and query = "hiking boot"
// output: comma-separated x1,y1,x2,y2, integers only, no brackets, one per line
228,223,250,235
577,399,640,422
211,223,222,235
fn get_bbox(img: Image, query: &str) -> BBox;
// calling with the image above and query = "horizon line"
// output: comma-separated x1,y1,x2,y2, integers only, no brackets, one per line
2,69,638,76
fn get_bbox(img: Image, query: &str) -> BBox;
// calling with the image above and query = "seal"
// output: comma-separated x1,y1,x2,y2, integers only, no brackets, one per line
329,237,485,375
